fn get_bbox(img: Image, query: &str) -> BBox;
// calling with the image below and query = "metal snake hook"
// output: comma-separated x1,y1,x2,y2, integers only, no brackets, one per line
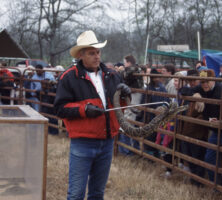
105,101,169,112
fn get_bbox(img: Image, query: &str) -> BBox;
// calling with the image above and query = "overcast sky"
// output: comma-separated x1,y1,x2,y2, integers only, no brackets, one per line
0,0,130,29
0,0,8,28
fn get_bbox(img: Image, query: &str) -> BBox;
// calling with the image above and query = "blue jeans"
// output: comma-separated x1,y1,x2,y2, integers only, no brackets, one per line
67,138,114,200
205,131,222,183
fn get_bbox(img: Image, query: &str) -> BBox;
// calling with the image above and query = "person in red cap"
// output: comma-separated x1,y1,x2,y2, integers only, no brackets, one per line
0,63,14,105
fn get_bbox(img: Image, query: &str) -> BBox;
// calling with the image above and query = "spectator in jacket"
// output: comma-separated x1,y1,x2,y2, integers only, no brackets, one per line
122,55,143,88
30,64,55,111
137,68,169,157
180,69,222,184
156,71,185,178
118,55,144,155
54,30,131,200
161,63,177,95
180,69,208,186
0,66,14,105
24,65,35,107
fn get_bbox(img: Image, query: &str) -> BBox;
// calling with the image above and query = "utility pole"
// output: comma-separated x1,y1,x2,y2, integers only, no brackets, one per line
144,34,150,65
197,31,201,60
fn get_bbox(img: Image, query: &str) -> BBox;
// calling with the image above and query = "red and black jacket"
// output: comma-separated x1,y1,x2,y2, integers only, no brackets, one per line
54,60,123,139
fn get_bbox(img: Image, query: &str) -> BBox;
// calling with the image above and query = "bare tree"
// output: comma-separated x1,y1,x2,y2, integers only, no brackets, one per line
206,0,222,49
3,0,222,66
36,0,100,65
128,0,163,62
185,0,212,48
6,0,39,57
5,0,103,65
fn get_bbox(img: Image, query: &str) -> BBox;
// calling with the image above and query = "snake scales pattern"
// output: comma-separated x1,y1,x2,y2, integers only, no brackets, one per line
113,89,188,137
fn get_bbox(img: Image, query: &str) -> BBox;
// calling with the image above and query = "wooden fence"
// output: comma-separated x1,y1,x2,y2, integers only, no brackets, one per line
0,67,222,191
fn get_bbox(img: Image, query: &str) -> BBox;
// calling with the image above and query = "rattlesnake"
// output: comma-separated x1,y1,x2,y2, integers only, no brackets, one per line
113,89,188,137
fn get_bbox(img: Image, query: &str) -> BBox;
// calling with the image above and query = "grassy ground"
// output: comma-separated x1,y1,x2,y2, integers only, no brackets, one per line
46,134,222,200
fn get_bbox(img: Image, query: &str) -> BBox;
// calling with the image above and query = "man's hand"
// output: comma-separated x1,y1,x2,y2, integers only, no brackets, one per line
85,104,104,118
117,83,131,97
193,93,205,112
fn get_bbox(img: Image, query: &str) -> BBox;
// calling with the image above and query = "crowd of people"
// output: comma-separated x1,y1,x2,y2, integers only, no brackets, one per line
112,56,222,187
1,30,222,199
98,47,222,186
0,62,65,134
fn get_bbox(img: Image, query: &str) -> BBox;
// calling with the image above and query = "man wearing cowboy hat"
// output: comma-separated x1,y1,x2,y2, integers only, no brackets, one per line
54,30,131,200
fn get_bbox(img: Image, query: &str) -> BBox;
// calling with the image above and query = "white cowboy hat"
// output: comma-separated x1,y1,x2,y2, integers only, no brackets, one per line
70,30,107,58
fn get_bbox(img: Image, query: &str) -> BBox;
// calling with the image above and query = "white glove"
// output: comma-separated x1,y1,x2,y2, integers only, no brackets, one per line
193,93,205,112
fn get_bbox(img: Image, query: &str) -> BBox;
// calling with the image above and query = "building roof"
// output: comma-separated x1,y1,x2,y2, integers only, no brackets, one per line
0,29,29,58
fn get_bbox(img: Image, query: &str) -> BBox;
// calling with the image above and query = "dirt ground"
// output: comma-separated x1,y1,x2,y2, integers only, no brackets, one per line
0,178,34,200
46,134,222,200
1,132,221,200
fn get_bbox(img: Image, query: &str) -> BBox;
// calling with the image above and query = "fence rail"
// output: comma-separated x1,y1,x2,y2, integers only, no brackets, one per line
115,72,222,191
0,67,222,190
